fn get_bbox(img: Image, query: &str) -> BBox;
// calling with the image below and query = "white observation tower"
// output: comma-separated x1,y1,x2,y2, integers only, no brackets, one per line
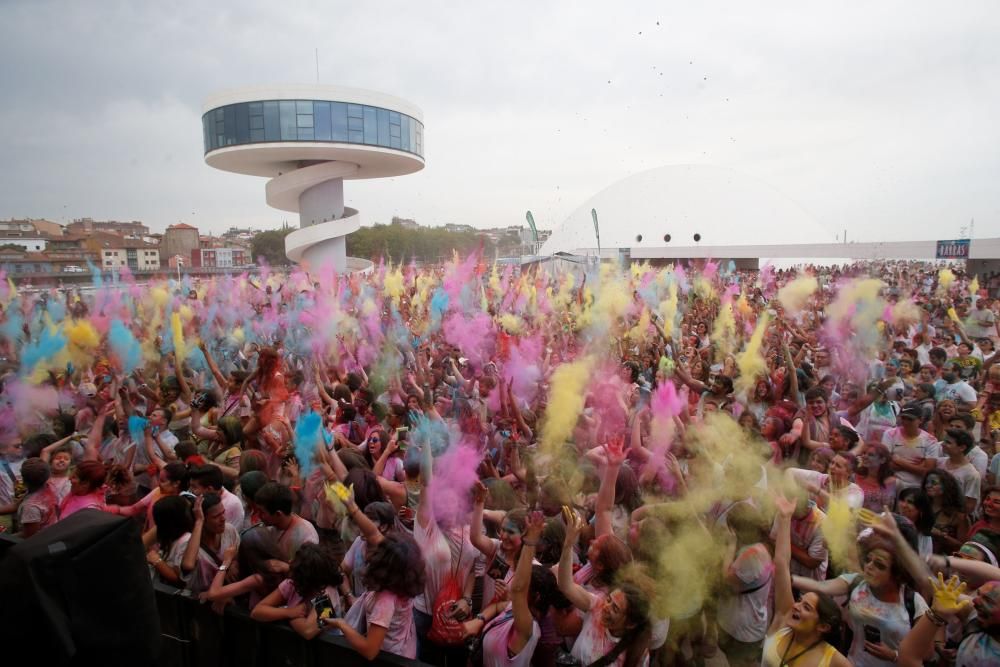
202,85,425,272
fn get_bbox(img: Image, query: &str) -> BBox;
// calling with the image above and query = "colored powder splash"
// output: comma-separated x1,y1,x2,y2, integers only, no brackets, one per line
383,265,404,305
6,380,60,431
538,356,594,470
20,326,67,377
938,268,955,291
777,275,818,313
0,302,24,343
498,313,525,334
293,411,323,478
109,320,143,373
889,300,921,327
657,282,679,338
969,275,979,296
442,311,494,369
735,313,771,395
65,318,101,367
820,495,856,570
710,298,737,359
171,312,186,361
128,415,149,446
426,441,481,527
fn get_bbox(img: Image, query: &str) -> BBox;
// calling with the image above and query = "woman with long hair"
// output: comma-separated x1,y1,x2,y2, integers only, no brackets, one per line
764,493,849,667
792,513,932,666
923,468,970,555
58,460,108,519
251,542,345,640
106,461,189,530
930,399,958,441
558,510,650,667
145,495,195,587
895,488,935,559
323,484,427,660
855,443,896,513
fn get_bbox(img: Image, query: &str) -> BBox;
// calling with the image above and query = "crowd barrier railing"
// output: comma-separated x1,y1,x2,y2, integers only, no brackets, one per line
153,582,432,667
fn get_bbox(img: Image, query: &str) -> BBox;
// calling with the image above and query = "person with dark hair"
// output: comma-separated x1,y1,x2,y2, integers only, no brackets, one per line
896,487,935,558
106,461,189,529
784,387,834,467
717,502,774,667
16,457,56,537
201,523,285,611
59,459,107,518
463,511,562,667
145,495,195,587
558,510,650,667
855,442,897,512
189,463,244,527
183,493,241,594
934,429,981,515
882,406,941,492
255,481,318,565
340,501,400,602
251,542,345,640
322,484,426,659
793,510,931,666
764,493,849,667
924,469,972,555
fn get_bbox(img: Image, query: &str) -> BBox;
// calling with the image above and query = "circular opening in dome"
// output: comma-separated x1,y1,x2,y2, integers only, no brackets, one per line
663,234,671,243
693,233,701,242
635,234,643,243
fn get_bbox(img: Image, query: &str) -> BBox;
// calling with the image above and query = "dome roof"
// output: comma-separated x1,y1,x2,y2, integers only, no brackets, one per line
539,165,834,255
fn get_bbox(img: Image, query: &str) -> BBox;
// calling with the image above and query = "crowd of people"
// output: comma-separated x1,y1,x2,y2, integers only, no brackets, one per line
1,255,1000,666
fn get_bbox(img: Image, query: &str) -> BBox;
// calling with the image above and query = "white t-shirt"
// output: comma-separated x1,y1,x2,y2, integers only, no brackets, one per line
939,381,977,405
935,458,981,508
968,446,989,481
839,573,927,667
881,428,941,489
716,543,773,643
190,524,241,594
220,487,245,528
571,592,633,667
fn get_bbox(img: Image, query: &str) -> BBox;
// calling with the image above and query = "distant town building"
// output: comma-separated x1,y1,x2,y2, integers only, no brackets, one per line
0,228,47,252
66,218,150,237
190,247,248,268
391,216,420,229
161,223,200,264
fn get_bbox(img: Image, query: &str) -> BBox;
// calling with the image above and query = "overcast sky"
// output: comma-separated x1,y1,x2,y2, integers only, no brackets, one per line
1,1,998,243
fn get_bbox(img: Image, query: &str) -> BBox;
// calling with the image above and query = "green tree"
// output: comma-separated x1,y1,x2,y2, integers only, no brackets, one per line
346,225,494,263
250,228,293,266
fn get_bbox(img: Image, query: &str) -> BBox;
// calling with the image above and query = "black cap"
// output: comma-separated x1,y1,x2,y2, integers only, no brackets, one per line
899,406,921,420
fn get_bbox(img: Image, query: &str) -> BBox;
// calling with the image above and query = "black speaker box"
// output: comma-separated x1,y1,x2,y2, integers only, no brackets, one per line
0,509,160,664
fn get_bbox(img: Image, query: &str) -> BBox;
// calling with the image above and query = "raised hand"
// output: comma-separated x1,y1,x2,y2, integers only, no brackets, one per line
773,492,796,518
471,479,488,505
603,434,626,466
928,573,972,618
192,494,204,523
562,505,584,546
524,510,545,543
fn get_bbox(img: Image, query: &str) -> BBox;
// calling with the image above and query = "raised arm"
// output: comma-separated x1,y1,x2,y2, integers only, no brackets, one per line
468,481,497,558
180,496,205,576
199,341,227,390
416,439,434,529
557,508,594,612
594,436,625,538
771,494,796,633
509,511,544,654
340,483,385,548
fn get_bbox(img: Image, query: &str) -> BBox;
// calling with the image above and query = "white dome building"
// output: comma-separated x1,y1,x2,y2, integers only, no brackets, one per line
539,165,836,265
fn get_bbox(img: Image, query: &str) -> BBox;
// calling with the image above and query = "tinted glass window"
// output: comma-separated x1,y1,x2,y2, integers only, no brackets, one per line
279,101,296,140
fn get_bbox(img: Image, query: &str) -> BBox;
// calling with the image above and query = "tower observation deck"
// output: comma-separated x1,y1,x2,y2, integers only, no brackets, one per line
202,85,424,272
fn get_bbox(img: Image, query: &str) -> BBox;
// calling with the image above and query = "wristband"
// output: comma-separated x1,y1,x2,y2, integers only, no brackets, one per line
522,539,539,547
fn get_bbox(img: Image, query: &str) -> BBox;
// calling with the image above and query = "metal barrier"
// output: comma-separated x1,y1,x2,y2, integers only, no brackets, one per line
153,582,431,667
